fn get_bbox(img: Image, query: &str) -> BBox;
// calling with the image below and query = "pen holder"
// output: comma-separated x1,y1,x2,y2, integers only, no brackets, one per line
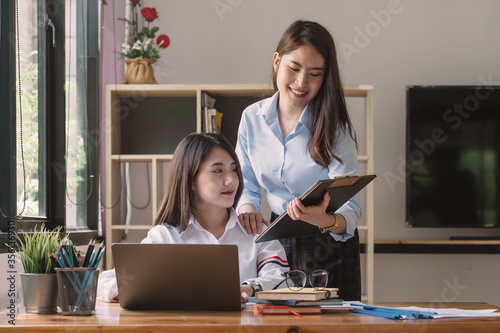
56,267,100,315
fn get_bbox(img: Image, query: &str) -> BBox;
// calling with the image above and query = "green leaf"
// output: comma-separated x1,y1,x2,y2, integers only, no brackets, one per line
117,18,131,24
11,224,62,274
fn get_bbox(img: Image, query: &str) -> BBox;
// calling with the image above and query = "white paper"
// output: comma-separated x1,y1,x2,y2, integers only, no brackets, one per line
349,302,500,319
396,306,500,318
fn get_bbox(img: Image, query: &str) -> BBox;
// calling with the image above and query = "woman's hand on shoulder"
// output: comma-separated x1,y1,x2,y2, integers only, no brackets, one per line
238,204,270,235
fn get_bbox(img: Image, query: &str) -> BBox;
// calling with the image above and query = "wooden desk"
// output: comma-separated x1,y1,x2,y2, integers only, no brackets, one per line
2,301,500,332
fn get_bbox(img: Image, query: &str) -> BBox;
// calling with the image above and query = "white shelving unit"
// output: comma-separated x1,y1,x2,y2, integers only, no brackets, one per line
104,83,374,301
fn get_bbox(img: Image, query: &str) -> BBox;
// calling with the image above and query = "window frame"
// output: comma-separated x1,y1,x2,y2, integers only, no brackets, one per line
0,0,99,251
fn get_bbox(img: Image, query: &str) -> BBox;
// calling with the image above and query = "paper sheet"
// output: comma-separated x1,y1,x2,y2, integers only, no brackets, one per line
396,306,500,318
349,302,500,319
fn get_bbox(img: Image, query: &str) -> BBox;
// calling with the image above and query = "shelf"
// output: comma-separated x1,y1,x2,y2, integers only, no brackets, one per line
357,155,369,163
106,84,272,97
343,84,374,96
106,84,199,97
111,225,152,230
359,240,500,254
105,84,276,270
200,84,272,97
111,154,174,162
105,83,375,302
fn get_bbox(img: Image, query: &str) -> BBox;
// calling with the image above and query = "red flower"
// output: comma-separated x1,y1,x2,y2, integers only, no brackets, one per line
118,3,169,60
156,34,170,49
141,7,158,22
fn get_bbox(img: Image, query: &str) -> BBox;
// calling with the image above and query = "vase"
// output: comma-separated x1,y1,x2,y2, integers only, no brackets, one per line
122,58,157,84
20,273,59,314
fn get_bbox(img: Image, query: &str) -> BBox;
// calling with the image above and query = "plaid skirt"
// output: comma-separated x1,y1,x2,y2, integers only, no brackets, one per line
272,212,361,301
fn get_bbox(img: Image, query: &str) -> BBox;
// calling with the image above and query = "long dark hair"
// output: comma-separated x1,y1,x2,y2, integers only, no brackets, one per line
153,132,244,231
273,20,358,168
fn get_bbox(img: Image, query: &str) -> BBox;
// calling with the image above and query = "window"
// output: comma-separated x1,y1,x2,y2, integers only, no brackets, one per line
0,0,99,248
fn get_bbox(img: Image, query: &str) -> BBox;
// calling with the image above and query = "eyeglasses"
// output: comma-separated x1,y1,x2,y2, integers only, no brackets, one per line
272,269,328,291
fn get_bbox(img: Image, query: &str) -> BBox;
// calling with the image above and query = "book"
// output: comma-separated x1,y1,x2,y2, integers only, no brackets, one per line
249,297,361,313
215,109,223,133
208,108,216,133
249,296,343,307
201,92,216,133
254,303,321,315
208,108,223,134
255,287,338,301
255,174,376,243
320,304,363,312
247,297,297,307
294,298,344,306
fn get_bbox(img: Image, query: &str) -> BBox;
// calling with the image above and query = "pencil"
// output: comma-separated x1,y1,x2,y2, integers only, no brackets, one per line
92,246,105,268
76,246,106,309
48,253,61,269
58,244,66,267
67,241,75,268
55,252,66,268
92,242,105,267
88,241,98,269
82,239,94,268
69,240,79,267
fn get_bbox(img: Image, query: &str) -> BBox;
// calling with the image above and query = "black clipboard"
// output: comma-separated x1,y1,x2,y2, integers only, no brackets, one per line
255,174,376,243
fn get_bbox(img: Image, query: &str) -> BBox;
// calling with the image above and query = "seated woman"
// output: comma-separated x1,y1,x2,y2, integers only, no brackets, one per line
97,132,288,302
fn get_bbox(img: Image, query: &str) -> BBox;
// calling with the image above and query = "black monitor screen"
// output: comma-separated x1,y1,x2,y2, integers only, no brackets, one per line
406,86,500,227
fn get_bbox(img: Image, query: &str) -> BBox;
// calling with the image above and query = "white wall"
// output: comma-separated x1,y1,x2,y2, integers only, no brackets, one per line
374,254,500,305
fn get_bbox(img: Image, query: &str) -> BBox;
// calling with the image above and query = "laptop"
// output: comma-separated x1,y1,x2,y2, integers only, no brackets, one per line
111,243,242,311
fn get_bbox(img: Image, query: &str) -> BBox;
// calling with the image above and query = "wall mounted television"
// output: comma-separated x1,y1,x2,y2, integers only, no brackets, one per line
406,85,499,228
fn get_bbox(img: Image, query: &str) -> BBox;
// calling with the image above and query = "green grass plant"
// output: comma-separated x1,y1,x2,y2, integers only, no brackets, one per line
12,224,62,274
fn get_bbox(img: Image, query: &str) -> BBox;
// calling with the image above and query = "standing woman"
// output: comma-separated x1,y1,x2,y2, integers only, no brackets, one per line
235,20,362,300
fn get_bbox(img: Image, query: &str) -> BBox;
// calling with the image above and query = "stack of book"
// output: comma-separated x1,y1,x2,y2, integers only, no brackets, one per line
202,92,222,134
251,288,355,315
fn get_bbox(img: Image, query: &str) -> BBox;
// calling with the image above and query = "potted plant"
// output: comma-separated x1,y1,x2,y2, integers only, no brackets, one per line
12,224,62,314
118,0,171,84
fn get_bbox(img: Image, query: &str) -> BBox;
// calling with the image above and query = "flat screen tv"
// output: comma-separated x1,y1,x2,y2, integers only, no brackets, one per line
406,85,500,228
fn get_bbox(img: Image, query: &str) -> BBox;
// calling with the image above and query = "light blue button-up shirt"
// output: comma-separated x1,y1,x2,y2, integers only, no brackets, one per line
235,92,361,241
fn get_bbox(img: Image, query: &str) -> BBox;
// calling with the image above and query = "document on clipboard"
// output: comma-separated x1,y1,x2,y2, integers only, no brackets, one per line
255,174,376,243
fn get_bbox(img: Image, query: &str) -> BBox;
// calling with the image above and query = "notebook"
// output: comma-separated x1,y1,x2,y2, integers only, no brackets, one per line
256,174,376,242
112,243,242,311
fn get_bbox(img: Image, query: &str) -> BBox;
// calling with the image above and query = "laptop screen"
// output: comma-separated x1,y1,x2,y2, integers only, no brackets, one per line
112,243,242,311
